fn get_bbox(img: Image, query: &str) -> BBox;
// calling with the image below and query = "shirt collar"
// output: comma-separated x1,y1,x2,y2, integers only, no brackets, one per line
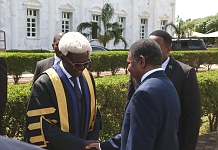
161,56,170,70
141,68,163,83
60,61,72,79
54,55,61,65
59,61,80,85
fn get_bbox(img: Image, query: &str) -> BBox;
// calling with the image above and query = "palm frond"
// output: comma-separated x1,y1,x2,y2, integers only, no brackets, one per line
76,3,127,48
101,3,114,30
77,22,93,32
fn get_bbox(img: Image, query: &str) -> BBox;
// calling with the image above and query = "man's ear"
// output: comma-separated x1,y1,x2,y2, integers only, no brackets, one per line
139,55,146,68
52,44,54,50
166,46,172,54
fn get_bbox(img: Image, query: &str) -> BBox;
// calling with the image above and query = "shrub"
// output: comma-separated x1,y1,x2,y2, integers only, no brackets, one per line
95,74,129,141
3,83,31,139
2,50,218,83
197,70,218,132
0,53,53,83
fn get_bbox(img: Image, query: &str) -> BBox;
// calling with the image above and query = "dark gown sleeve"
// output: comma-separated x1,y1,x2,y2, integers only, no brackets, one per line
86,72,101,140
0,57,7,135
86,108,101,140
25,74,85,150
33,61,41,81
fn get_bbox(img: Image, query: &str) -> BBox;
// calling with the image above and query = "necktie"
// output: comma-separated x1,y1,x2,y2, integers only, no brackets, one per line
70,77,82,101
70,77,82,119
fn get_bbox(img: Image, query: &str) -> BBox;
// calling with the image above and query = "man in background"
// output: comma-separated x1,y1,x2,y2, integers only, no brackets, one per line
127,30,201,150
0,56,7,135
86,38,180,150
33,32,65,80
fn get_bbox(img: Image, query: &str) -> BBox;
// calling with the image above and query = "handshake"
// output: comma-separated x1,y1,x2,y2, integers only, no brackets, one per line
82,140,100,150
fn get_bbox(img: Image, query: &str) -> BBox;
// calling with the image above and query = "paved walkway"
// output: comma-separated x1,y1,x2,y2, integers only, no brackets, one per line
7,64,218,84
197,131,218,150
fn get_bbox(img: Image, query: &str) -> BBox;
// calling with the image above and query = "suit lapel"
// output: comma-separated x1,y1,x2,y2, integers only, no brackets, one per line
165,56,177,78
48,57,55,68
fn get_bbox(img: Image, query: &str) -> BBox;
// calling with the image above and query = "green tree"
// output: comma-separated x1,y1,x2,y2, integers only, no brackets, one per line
164,18,186,38
77,3,127,48
182,18,199,32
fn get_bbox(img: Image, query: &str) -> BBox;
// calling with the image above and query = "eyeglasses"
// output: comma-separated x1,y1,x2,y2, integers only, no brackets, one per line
65,56,91,69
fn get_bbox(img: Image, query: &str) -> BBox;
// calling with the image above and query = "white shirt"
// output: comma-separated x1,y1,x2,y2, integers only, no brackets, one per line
59,61,82,91
161,56,170,71
54,55,61,65
140,68,163,83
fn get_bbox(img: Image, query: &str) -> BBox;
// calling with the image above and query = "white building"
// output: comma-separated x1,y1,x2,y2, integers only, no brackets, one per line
0,0,176,50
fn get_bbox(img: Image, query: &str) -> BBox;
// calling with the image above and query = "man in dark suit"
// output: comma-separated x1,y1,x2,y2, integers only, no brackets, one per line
86,39,180,150
126,30,201,150
0,135,43,150
0,56,7,135
33,32,65,80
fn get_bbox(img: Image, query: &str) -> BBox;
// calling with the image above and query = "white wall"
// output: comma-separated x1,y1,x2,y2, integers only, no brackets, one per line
0,0,175,50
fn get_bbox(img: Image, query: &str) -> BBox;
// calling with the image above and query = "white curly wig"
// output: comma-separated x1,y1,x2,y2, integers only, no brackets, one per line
58,32,92,56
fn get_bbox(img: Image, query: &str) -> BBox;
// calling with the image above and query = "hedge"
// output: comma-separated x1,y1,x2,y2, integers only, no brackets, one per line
4,70,218,141
1,49,218,83
197,70,218,132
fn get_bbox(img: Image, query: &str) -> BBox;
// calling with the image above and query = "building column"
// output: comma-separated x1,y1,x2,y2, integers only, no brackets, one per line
153,0,158,30
171,0,176,24
170,0,176,36
0,1,2,30
11,0,17,50
48,0,54,50
131,0,136,45
80,0,85,23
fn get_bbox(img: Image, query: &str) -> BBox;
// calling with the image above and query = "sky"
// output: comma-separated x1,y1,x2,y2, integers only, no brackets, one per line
175,0,218,21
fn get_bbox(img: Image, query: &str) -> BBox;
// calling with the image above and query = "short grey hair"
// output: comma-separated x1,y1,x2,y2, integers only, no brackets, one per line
59,32,92,56
130,39,162,66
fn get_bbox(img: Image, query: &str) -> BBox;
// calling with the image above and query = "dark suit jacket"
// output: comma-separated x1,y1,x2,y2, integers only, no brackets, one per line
101,70,180,150
0,136,43,150
127,56,201,150
33,56,54,81
0,57,7,135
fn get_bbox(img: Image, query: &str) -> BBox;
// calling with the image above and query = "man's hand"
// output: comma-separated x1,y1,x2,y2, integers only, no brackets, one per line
82,140,99,150
85,142,100,150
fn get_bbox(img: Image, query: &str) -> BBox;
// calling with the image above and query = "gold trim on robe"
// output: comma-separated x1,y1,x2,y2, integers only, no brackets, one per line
83,68,97,131
27,107,56,117
46,68,69,132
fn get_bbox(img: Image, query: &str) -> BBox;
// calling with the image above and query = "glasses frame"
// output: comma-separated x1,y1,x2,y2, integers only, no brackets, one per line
65,56,91,69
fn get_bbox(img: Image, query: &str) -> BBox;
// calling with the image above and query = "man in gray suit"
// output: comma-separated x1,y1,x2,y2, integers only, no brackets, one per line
0,56,7,135
33,32,65,80
0,136,43,150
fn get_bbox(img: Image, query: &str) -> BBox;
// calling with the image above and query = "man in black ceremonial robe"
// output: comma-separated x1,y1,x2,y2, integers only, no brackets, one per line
25,32,101,150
